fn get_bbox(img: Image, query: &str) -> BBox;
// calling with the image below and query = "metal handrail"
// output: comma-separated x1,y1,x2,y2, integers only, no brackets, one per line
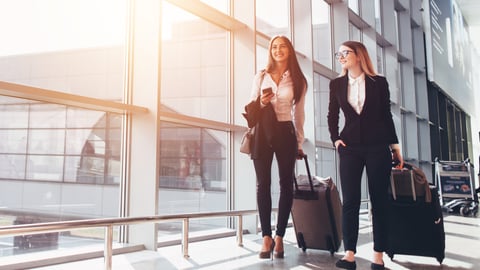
0,209,262,270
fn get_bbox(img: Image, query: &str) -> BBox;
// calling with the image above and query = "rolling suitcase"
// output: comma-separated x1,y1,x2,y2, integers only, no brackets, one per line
387,163,445,264
291,155,342,255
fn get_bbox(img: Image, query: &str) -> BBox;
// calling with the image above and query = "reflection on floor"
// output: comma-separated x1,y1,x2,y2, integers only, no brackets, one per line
29,213,480,270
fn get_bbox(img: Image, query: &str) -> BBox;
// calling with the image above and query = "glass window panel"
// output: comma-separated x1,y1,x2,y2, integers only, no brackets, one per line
256,45,269,71
315,147,337,184
65,129,95,155
27,155,64,181
0,130,28,153
0,97,30,128
200,0,229,14
161,2,228,122
28,130,65,155
313,73,332,143
66,108,105,128
28,104,66,128
0,0,127,100
159,122,226,194
377,44,384,75
374,0,382,33
312,0,332,68
256,0,290,37
349,0,359,15
394,11,400,50
158,121,227,238
0,154,26,179
349,23,361,42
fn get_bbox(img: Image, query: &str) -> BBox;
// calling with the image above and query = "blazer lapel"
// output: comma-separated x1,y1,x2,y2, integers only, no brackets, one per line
361,75,375,114
339,75,358,115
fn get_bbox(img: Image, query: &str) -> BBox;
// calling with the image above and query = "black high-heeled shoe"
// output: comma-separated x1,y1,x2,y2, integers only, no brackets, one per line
335,259,357,270
370,262,385,270
259,237,275,259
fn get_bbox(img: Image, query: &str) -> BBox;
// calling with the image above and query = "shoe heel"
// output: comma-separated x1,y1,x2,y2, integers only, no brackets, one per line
273,236,284,259
270,241,275,261
258,237,274,259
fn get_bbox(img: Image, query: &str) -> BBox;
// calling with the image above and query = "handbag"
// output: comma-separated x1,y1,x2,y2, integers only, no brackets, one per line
240,127,255,154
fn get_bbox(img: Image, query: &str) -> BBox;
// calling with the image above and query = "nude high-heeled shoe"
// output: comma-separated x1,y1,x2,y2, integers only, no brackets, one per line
259,236,275,259
274,236,284,259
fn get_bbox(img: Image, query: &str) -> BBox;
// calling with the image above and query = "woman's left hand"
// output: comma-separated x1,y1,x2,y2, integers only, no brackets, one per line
392,150,404,169
297,149,305,160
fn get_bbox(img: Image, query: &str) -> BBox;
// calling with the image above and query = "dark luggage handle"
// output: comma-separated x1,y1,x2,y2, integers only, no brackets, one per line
294,154,315,193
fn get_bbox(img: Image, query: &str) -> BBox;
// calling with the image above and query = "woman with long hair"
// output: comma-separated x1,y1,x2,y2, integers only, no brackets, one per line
328,41,403,270
246,35,307,259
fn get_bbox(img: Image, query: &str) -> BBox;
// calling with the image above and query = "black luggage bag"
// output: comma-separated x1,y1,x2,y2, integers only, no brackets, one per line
387,163,445,264
291,155,342,255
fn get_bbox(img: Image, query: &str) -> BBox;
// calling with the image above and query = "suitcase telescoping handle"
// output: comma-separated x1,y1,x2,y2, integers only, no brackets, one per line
293,154,315,193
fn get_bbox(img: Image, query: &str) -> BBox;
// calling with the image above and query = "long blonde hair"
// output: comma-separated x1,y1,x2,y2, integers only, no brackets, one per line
339,41,377,77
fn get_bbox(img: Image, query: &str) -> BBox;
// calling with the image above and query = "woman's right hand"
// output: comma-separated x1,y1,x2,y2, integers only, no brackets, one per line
260,91,274,105
334,139,346,150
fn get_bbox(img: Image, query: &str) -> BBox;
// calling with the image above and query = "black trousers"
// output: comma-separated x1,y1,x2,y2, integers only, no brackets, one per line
337,144,391,253
253,121,297,238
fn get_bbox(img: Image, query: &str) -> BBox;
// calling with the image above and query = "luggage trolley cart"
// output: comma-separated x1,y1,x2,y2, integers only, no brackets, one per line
435,158,479,217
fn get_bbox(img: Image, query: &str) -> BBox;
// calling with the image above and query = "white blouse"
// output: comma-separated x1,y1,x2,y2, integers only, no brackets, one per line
249,70,306,150
347,73,365,115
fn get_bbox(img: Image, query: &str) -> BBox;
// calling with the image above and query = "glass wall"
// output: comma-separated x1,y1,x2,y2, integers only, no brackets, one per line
0,0,127,256
0,0,127,100
161,2,229,122
0,96,122,255
256,0,290,37
312,0,332,68
374,0,382,33
312,72,338,182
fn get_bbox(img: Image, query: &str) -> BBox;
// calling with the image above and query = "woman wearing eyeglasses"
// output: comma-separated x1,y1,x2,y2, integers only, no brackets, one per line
327,41,404,270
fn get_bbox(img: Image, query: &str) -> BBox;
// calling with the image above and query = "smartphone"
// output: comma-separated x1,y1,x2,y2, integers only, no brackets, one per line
262,87,273,95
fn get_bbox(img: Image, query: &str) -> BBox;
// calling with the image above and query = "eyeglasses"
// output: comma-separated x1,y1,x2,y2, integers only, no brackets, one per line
334,50,355,59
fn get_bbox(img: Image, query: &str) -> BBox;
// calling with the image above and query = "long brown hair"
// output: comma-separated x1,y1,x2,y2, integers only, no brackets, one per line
265,35,307,104
339,41,377,77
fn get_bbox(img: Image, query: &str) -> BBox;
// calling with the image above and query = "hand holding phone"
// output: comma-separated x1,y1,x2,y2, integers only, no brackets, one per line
262,87,273,95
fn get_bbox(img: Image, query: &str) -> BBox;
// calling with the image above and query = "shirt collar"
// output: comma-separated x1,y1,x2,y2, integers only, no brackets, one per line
348,73,365,85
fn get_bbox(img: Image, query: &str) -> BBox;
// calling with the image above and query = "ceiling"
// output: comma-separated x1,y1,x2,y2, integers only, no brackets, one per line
456,0,480,52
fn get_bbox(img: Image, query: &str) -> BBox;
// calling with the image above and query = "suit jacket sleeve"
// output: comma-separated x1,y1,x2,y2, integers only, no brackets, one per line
327,79,341,144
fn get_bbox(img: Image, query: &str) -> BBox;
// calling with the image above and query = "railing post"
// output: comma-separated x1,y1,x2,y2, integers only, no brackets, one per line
236,215,243,247
182,218,189,258
104,225,113,270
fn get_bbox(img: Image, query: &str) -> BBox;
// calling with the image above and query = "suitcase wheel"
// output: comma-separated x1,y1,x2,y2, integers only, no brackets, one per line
296,232,307,252
387,252,394,260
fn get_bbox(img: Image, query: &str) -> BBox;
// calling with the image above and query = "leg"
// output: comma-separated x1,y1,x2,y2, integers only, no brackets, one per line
253,149,275,259
273,123,297,238
338,146,365,254
272,122,297,258
366,145,391,266
253,150,274,238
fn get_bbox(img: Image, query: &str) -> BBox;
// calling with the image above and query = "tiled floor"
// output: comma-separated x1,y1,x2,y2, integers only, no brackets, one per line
29,213,480,270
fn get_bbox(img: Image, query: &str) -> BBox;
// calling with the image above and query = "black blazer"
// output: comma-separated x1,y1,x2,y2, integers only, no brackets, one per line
327,74,399,146
243,98,277,159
